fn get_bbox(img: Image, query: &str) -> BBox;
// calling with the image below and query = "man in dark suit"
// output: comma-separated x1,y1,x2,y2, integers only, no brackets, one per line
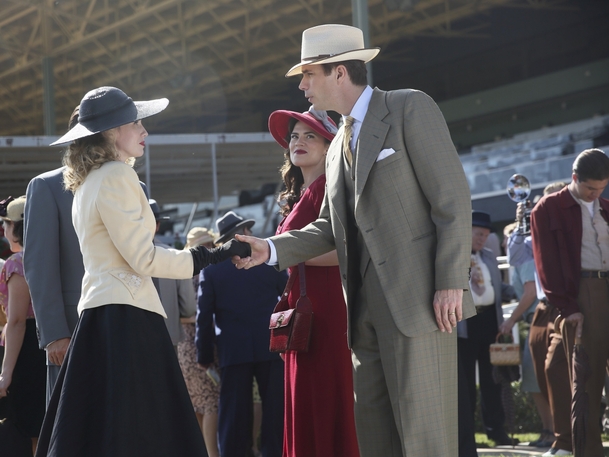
234,24,474,457
150,199,196,351
24,166,85,403
197,212,287,457
457,210,517,452
23,107,84,404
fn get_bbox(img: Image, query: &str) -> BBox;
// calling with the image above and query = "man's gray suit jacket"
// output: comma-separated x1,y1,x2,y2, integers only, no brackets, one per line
271,87,475,339
153,240,197,346
24,167,84,349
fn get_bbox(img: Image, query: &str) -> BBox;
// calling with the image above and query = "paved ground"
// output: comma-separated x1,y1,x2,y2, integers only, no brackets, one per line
477,446,551,456
478,442,609,456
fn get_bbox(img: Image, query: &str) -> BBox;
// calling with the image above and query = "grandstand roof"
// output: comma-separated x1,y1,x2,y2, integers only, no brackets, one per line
0,0,608,204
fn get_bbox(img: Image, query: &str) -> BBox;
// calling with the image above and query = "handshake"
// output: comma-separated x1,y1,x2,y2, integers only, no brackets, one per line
190,239,252,275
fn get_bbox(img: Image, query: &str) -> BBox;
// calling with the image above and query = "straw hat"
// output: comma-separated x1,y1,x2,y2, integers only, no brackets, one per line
0,196,26,222
268,107,337,149
51,86,168,146
184,227,216,250
285,24,380,77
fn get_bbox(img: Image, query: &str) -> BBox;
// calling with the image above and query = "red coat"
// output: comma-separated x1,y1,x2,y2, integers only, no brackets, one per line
531,186,609,317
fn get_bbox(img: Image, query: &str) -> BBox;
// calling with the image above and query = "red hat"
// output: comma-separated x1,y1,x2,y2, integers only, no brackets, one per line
268,108,337,149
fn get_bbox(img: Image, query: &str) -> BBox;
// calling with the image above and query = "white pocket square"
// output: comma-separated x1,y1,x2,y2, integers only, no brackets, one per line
376,148,396,162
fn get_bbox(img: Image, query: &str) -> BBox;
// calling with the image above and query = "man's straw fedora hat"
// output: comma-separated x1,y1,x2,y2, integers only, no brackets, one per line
286,24,380,77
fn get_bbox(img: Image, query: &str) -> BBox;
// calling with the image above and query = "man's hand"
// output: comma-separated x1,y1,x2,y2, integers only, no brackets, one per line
565,312,584,340
515,202,526,223
232,234,271,269
46,337,71,366
433,289,463,333
0,372,12,398
499,318,516,335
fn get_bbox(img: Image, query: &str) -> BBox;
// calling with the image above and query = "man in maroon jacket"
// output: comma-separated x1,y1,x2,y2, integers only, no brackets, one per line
531,148,609,457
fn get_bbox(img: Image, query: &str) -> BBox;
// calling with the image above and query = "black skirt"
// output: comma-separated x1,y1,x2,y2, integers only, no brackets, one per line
35,304,206,457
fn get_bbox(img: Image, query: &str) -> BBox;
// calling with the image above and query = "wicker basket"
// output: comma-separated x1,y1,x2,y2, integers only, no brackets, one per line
489,333,521,366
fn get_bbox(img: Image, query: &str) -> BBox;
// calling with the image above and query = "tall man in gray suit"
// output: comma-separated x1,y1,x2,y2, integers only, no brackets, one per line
22,106,83,405
150,199,197,350
235,24,474,457
23,166,84,404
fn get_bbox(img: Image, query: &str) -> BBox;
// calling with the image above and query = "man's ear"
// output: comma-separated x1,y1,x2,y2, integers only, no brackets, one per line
335,64,347,83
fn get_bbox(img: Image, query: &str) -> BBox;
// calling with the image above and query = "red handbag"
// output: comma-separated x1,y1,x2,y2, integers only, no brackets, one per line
269,263,313,353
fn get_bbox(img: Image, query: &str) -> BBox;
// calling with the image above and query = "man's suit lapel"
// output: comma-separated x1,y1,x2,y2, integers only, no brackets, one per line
355,89,390,208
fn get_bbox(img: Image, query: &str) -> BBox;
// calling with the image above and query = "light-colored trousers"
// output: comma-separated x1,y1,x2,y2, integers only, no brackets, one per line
351,265,458,457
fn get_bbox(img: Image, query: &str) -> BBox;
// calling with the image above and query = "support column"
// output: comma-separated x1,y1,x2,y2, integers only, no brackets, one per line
41,1,55,136
351,0,373,86
42,56,56,136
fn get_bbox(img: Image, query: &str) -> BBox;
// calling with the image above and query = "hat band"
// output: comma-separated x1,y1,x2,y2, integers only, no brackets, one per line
303,49,369,61
303,54,334,61
78,96,134,122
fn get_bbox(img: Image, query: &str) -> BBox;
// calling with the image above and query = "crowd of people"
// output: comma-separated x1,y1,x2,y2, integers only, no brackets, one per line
0,21,607,457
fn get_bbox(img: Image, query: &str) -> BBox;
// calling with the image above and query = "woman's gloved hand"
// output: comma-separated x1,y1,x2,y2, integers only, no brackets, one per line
190,239,252,275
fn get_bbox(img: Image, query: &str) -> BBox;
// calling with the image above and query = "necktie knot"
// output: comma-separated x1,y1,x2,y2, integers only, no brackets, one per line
343,116,355,166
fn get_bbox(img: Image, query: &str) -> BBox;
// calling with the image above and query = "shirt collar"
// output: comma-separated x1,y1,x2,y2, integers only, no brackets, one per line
344,86,373,124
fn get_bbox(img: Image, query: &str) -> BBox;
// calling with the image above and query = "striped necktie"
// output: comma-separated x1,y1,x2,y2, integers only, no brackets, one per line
343,116,355,166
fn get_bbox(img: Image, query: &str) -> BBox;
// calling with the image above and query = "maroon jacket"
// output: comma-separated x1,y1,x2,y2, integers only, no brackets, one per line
531,186,609,317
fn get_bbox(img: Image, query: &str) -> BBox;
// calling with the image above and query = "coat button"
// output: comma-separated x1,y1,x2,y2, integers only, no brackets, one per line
342,274,347,280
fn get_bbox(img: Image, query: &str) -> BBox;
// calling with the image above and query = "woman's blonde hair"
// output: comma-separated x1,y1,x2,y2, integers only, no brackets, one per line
62,129,135,192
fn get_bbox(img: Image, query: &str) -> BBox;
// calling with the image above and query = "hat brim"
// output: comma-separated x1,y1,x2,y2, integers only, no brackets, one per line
268,110,336,149
215,219,255,245
50,98,169,146
285,48,380,77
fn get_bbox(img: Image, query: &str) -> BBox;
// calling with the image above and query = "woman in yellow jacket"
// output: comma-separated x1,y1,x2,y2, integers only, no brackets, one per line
35,87,249,457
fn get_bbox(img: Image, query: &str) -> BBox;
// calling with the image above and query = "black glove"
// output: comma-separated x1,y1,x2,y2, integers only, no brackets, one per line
190,239,252,276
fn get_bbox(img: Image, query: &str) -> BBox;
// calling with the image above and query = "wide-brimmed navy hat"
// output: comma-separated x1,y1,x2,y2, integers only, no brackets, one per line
50,86,168,146
215,211,255,244
472,210,492,229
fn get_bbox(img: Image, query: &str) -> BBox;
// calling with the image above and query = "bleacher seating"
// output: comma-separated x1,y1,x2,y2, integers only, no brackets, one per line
461,115,609,196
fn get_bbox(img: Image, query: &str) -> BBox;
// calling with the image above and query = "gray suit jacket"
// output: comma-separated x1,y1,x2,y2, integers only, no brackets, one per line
23,167,84,348
271,88,475,338
154,240,197,346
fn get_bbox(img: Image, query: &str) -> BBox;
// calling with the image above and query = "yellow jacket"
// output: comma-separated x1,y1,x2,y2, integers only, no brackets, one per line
72,161,193,317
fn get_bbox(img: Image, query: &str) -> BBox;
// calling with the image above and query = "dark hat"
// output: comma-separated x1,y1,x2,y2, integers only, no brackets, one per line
149,199,170,221
268,108,337,149
50,86,169,146
472,210,492,229
215,211,255,244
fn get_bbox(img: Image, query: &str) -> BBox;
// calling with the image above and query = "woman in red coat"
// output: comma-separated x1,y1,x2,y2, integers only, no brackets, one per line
269,108,359,457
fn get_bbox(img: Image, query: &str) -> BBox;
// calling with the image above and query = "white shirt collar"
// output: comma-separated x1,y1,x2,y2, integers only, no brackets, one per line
344,86,373,124
342,86,372,150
